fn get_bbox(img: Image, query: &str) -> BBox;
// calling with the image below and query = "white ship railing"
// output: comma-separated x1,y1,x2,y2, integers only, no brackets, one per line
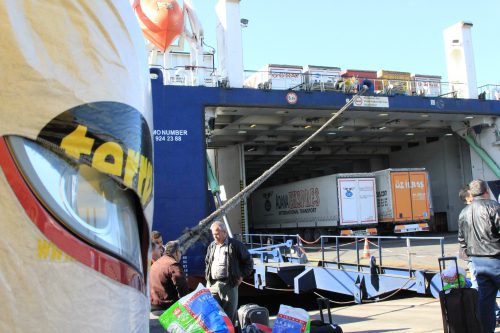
152,65,499,100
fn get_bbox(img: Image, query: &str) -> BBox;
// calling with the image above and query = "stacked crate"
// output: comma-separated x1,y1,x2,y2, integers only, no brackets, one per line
340,69,377,93
303,65,341,91
377,70,411,95
244,64,303,90
411,74,442,97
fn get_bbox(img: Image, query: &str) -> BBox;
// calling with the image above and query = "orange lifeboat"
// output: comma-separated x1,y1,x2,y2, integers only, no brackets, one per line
133,0,184,52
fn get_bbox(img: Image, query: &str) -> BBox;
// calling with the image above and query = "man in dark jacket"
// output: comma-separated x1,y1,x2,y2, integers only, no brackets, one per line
150,241,189,311
205,220,254,324
458,179,500,333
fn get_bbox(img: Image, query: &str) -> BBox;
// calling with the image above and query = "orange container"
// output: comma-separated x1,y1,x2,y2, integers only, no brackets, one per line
390,171,430,221
377,70,411,80
374,168,432,223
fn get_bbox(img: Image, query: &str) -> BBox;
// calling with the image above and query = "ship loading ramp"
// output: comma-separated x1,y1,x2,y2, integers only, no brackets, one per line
243,233,450,304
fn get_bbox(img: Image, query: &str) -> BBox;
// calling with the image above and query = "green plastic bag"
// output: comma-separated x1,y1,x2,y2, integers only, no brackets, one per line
159,284,234,333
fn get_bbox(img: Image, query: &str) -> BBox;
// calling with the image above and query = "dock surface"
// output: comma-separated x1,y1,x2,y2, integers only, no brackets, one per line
151,295,500,332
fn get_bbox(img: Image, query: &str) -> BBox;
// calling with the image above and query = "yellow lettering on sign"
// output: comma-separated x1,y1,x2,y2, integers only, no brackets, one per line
58,126,153,205
92,142,124,176
37,239,74,262
51,245,62,261
124,148,140,188
137,155,153,204
142,159,153,204
37,239,51,259
60,125,95,159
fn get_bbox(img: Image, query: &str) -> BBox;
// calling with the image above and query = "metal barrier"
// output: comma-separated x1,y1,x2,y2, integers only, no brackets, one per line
478,84,500,100
317,235,445,274
240,233,445,272
237,233,301,263
241,233,447,303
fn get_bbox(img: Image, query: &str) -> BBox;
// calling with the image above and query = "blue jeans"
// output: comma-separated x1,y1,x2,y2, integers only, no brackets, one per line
467,260,478,289
471,257,500,333
468,260,500,320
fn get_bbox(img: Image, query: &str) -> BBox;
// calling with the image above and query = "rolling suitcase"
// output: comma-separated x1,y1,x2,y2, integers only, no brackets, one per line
237,303,270,327
310,298,343,333
438,257,482,333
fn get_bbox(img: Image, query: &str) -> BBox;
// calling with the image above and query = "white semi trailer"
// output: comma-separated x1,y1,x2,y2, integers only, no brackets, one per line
249,173,378,240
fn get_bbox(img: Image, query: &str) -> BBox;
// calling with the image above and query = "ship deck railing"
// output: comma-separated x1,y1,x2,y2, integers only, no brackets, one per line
151,65,500,100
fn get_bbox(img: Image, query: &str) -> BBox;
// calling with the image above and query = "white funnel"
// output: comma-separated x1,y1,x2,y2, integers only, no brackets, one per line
215,0,244,88
443,21,478,99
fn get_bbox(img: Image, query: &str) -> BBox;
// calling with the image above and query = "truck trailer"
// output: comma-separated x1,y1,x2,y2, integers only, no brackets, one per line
249,173,378,240
373,168,433,233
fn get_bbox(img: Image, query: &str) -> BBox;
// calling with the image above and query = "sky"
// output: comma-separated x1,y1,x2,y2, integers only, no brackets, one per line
188,0,500,87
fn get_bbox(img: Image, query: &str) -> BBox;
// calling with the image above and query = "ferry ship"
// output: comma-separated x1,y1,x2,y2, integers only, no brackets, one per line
146,2,500,282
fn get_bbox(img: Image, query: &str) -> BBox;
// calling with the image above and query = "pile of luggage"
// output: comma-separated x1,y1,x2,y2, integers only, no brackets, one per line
157,283,343,332
238,298,343,333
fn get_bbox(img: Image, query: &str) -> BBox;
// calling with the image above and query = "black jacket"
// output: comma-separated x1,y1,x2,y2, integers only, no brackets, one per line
458,197,500,257
205,237,254,287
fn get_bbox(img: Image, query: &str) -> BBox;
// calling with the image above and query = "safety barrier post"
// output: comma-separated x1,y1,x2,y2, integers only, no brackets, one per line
321,236,325,265
355,236,360,271
378,237,383,268
406,238,412,275
336,237,340,269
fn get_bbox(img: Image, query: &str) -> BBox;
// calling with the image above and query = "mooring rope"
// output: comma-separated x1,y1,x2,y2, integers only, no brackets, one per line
177,87,368,252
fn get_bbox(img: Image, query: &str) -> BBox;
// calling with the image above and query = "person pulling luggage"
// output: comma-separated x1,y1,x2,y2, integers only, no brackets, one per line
458,179,500,333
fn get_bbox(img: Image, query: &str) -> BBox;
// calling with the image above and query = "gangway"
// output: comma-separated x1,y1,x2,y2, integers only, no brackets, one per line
241,234,447,304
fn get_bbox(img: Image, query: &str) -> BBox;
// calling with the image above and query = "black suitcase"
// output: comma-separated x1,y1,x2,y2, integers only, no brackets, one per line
310,298,343,333
438,257,482,333
237,303,269,327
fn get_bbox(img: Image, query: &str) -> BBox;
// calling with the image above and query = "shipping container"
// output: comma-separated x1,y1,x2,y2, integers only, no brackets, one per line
377,70,412,80
249,174,378,238
340,69,377,80
302,65,341,91
244,64,303,90
373,168,433,233
377,70,412,95
411,74,442,97
340,69,378,92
